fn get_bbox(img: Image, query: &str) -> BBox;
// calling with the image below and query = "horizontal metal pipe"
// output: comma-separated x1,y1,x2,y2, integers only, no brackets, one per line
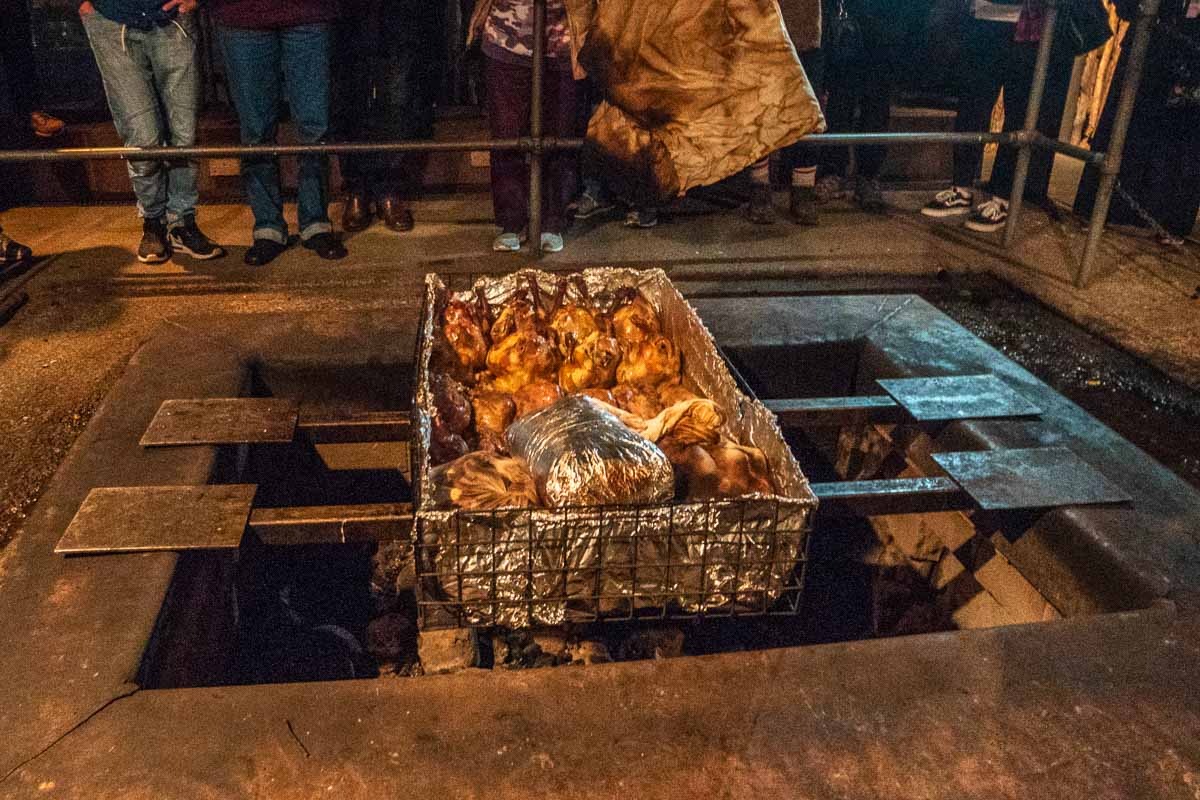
0,130,1027,164
1030,132,1105,165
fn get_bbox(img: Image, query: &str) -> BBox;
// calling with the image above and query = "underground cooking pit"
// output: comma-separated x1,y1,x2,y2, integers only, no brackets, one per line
52,286,1183,692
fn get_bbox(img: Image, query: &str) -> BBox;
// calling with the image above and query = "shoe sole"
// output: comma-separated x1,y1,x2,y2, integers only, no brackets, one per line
920,206,972,218
169,238,226,260
574,206,616,220
964,220,1006,233
137,252,170,264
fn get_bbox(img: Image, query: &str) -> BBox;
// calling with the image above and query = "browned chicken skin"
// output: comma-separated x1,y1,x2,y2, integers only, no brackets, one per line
609,289,660,352
472,390,516,453
549,276,603,358
611,381,663,419
616,334,681,387
483,277,562,394
442,297,489,372
513,380,564,419
559,331,621,392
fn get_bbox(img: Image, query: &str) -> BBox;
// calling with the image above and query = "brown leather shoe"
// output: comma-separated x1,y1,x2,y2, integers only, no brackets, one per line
342,191,372,232
378,195,414,232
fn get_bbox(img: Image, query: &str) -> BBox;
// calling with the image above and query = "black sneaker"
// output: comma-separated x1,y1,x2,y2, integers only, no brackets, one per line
244,238,288,266
854,176,887,213
302,232,348,260
168,216,225,260
964,198,1009,233
137,217,170,263
623,208,658,229
921,186,973,218
1,231,33,268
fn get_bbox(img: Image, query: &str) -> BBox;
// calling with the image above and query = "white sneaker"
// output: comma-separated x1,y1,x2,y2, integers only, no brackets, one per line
492,231,524,252
964,198,1010,233
921,186,974,217
540,232,564,253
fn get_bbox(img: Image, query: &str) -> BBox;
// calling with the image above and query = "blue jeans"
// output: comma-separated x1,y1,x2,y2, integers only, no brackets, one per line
219,24,333,243
82,11,200,224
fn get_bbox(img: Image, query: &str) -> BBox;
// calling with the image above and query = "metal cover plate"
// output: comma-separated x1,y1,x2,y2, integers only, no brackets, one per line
932,448,1131,511
141,398,299,447
55,484,258,555
877,374,1042,422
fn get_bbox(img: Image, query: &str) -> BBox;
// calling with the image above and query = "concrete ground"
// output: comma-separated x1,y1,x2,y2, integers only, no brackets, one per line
0,168,1198,550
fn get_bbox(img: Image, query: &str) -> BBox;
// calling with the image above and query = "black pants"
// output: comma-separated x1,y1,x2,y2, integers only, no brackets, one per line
0,0,36,121
1074,17,1200,237
782,47,826,172
952,17,1074,200
821,38,893,180
331,0,443,198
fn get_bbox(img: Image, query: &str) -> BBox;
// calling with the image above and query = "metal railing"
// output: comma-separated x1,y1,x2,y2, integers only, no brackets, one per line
0,0,1161,288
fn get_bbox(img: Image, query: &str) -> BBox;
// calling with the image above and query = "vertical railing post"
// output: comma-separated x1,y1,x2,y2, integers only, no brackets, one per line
1075,0,1161,287
1002,0,1059,249
528,0,546,256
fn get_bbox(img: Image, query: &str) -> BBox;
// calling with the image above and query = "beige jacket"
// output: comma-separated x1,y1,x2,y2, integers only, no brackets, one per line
470,0,825,201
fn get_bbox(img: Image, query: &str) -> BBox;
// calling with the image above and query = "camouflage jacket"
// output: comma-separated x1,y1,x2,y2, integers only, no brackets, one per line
468,0,573,62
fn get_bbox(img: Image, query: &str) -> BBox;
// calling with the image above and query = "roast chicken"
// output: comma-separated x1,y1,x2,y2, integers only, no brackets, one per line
616,334,681,387
559,331,622,392
513,380,564,419
472,390,516,453
612,382,662,419
442,297,489,372
609,289,660,352
485,277,562,394
549,276,603,358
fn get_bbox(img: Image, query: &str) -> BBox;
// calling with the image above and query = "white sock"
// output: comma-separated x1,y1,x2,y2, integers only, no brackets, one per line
750,158,770,185
792,166,817,188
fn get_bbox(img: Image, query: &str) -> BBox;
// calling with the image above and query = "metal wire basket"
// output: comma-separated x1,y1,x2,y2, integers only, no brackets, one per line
413,268,818,630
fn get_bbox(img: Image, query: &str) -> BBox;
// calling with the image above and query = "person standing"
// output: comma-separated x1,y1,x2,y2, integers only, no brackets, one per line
211,0,347,265
1074,0,1200,245
920,0,1076,232
748,0,828,225
0,0,66,138
333,0,443,234
468,0,580,253
79,0,225,263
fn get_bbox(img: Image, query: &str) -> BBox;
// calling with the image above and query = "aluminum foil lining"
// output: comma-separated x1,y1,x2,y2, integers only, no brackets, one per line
414,268,818,628
506,395,675,507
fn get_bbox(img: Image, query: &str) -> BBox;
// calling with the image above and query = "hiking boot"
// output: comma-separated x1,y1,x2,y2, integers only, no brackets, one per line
746,184,776,224
342,191,372,232
788,185,819,226
137,217,170,263
921,186,974,218
854,176,887,213
31,111,65,138
168,216,225,260
964,197,1009,233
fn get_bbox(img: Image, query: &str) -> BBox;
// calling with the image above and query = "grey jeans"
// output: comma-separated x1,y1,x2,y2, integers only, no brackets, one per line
82,11,200,224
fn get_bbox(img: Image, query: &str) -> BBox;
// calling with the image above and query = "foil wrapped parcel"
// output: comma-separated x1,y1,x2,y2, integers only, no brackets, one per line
414,268,818,629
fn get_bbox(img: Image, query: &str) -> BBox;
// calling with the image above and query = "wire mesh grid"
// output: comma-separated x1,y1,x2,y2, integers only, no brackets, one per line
414,496,811,630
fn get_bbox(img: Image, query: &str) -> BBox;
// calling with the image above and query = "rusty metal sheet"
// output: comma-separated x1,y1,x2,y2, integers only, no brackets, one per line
876,374,1042,422
811,477,967,516
140,398,299,447
932,447,1131,511
247,503,414,546
55,485,257,555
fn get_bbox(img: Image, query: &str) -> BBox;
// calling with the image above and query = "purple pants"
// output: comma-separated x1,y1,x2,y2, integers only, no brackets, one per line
485,56,579,235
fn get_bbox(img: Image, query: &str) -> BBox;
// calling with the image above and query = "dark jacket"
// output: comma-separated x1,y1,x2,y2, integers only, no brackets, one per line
209,0,341,29
91,0,178,30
